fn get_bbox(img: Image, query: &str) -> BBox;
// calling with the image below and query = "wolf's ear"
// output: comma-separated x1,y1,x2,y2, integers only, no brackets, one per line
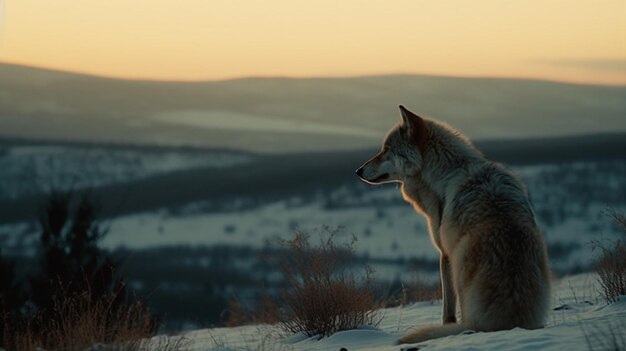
399,105,423,127
399,105,428,152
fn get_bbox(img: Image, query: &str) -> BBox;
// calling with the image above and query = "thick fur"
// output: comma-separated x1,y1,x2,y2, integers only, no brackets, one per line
356,106,551,344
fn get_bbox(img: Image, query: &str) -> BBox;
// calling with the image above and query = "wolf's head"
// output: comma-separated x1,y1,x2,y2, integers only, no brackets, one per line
356,105,428,185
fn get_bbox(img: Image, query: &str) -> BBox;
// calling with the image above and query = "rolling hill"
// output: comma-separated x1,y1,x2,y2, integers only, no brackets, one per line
1,62,625,153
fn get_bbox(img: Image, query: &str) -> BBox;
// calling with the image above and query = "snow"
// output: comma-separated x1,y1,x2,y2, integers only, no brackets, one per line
0,145,250,199
156,274,625,351
3,160,623,278
98,194,624,280
152,110,380,138
102,198,433,259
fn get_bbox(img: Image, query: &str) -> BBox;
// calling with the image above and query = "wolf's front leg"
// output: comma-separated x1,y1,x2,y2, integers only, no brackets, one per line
440,254,456,323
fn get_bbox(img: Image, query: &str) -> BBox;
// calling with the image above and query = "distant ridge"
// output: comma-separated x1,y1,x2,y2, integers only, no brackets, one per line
1,131,625,160
2,61,626,86
1,62,625,153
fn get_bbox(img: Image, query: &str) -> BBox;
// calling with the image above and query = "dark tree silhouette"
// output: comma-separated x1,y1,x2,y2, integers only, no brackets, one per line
30,191,126,318
0,252,27,346
0,191,164,350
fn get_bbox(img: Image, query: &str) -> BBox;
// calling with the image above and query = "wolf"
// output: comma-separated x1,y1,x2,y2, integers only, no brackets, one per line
356,106,551,344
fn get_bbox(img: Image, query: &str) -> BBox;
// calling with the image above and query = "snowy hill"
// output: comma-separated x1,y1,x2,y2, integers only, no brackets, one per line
168,274,625,350
1,63,625,341
1,63,625,153
0,138,624,329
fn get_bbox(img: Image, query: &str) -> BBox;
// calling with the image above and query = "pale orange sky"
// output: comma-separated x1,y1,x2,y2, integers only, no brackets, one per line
0,0,625,84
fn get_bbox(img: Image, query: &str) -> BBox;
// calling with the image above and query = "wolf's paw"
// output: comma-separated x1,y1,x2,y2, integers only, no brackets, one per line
460,329,476,335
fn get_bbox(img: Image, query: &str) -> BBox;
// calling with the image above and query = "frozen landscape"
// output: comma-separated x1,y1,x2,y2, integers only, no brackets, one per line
162,274,626,350
2,0,626,347
1,64,625,349
1,138,624,330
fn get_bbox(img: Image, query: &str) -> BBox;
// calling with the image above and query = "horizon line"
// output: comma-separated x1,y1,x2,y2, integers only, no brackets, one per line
2,60,625,88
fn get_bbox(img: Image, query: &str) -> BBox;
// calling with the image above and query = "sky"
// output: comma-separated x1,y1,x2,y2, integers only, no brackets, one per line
0,0,625,84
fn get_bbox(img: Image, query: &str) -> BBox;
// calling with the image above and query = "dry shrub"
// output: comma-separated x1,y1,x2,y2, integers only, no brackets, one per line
2,288,162,351
382,272,440,308
406,277,441,304
225,293,280,327
253,295,281,325
401,274,441,306
225,298,248,327
278,228,381,337
594,209,626,304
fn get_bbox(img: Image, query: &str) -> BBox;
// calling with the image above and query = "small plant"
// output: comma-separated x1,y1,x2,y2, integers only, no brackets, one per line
253,294,281,325
3,287,156,351
225,298,248,327
386,273,441,307
594,209,626,304
1,191,187,350
405,276,441,305
277,227,381,337
225,292,280,327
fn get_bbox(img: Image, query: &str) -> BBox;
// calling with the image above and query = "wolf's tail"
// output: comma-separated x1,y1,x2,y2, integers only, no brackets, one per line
399,323,471,344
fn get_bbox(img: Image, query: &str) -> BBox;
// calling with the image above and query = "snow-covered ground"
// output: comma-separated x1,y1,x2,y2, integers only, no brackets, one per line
2,160,622,277
98,170,625,276
163,274,625,351
101,196,623,272
152,109,380,138
0,145,250,199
